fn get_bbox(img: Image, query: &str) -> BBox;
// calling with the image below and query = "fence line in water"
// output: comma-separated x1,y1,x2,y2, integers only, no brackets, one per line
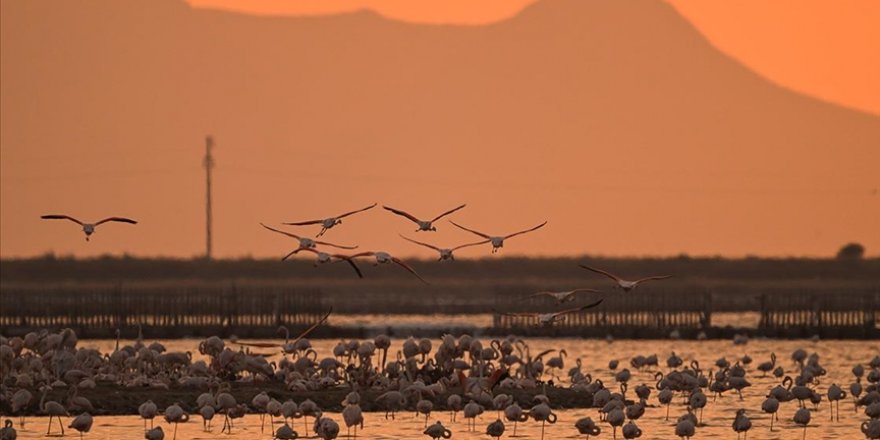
1,284,877,338
0,284,326,338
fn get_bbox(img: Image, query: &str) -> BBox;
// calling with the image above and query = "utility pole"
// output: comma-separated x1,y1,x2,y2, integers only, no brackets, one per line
203,136,215,260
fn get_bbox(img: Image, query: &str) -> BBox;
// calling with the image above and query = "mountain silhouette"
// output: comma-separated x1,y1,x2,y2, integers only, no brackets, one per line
1,0,878,258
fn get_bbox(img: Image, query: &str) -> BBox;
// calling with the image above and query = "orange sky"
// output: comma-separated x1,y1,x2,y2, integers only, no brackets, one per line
1,0,879,261
188,0,880,115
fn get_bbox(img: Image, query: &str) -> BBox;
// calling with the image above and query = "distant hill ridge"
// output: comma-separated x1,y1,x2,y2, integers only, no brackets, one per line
1,0,878,258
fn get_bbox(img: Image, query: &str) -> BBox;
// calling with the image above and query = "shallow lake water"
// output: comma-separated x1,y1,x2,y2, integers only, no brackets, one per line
5,338,878,439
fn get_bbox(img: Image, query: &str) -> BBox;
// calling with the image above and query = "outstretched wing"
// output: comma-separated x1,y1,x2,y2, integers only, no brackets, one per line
449,221,492,239
333,256,364,278
635,275,673,284
391,257,430,284
41,214,83,225
290,307,333,346
314,239,358,250
261,223,303,240
382,205,421,224
503,221,548,239
282,219,324,226
95,217,138,226
579,265,623,283
399,234,442,252
450,239,491,251
282,247,315,261
430,204,467,223
336,202,378,219
553,298,605,317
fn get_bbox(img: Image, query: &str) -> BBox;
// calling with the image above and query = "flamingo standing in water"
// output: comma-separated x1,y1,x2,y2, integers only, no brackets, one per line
139,400,158,430
732,409,751,440
261,223,357,251
383,204,466,232
283,203,377,237
793,408,811,440
424,421,452,440
164,403,188,440
349,251,429,284
501,299,604,326
69,412,93,439
41,214,137,241
399,234,488,261
39,386,68,436
283,247,364,278
0,420,16,440
449,221,547,253
579,265,672,292
10,389,31,428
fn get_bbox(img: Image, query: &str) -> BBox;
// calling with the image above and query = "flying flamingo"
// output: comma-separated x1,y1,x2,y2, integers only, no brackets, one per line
398,234,487,261
283,247,364,278
349,251,429,284
579,265,672,292
501,299,604,326
383,204,466,232
41,214,137,241
449,221,547,253
261,223,357,251
283,203,377,237
522,288,603,305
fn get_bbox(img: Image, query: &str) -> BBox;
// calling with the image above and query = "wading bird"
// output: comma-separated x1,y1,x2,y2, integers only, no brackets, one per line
283,247,364,278
261,223,357,251
732,409,751,440
501,299,604,326
449,221,547,253
349,251,429,284
69,413,93,439
283,203,377,237
399,234,487,261
144,426,164,440
383,204,466,232
39,386,68,436
579,266,672,292
424,421,452,440
793,408,811,440
41,215,137,241
575,417,601,439
1,420,17,440
138,400,158,430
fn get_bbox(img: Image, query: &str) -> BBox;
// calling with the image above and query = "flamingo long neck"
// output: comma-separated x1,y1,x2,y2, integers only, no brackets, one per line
39,388,47,412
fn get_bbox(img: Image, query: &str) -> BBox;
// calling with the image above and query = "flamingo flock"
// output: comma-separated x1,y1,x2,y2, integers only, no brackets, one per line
1,327,879,439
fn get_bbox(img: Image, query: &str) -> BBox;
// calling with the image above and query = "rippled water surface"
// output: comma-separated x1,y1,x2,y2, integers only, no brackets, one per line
6,338,878,439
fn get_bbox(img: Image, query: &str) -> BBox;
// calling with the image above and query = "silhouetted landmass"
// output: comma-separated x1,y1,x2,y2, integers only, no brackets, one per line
2,255,878,286
2,256,877,338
